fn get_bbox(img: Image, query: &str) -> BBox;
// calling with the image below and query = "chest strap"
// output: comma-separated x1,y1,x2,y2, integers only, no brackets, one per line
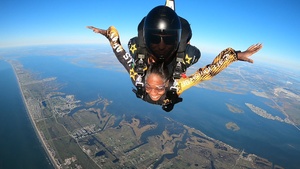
133,53,147,99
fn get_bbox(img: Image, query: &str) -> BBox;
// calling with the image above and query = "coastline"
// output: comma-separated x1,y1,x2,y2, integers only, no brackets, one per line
4,58,290,168
9,61,58,169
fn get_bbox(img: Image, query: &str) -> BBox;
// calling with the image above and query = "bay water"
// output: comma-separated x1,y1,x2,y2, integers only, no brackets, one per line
6,54,300,169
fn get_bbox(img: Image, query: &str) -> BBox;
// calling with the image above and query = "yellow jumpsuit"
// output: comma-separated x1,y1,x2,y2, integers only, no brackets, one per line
177,48,237,95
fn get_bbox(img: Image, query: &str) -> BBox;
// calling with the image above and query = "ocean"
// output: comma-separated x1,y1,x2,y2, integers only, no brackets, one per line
0,60,54,169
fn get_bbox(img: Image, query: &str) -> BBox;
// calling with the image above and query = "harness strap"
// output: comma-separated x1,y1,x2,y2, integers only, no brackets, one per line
162,79,182,112
133,58,146,99
172,52,186,79
162,88,183,112
132,84,144,99
132,19,148,99
172,17,191,79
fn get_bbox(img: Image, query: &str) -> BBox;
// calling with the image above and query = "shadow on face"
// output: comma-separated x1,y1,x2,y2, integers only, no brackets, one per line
147,34,178,63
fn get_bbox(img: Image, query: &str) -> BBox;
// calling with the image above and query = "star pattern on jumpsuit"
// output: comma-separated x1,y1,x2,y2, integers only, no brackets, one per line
129,68,138,81
185,54,192,64
130,44,137,54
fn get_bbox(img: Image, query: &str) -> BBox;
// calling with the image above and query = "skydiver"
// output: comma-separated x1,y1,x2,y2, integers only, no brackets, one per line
87,25,263,112
88,5,200,109
128,5,200,77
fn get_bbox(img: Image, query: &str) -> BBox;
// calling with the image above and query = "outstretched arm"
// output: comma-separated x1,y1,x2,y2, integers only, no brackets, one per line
177,43,263,95
237,43,263,63
87,26,134,74
87,26,107,35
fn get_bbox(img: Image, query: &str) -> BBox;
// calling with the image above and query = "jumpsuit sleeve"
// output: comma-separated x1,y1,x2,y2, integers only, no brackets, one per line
105,26,137,81
177,47,238,95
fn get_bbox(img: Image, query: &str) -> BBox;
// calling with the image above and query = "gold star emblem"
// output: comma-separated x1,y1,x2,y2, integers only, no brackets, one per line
129,68,138,81
185,54,192,64
163,99,171,105
130,44,137,54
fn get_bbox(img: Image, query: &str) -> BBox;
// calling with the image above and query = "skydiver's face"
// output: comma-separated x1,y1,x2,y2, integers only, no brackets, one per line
145,73,166,101
148,34,177,62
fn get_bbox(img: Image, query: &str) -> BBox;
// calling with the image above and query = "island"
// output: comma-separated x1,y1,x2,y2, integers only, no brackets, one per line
226,122,240,131
245,103,294,125
226,103,244,114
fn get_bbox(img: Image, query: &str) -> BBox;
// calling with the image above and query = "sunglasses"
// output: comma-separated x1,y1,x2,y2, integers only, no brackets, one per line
148,35,177,45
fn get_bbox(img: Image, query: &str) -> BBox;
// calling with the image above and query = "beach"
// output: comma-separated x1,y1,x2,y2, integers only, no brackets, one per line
10,61,58,169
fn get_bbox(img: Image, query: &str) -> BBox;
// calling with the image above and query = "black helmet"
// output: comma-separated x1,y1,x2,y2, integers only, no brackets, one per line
144,6,182,63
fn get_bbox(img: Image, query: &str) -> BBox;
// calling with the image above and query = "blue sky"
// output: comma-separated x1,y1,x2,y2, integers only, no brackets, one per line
1,0,299,69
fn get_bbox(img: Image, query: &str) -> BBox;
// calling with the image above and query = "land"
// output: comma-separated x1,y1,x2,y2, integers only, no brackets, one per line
226,122,240,131
226,103,244,114
10,60,284,169
191,56,300,126
245,103,294,125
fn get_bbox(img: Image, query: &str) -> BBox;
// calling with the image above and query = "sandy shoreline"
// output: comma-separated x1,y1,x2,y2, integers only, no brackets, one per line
9,62,59,169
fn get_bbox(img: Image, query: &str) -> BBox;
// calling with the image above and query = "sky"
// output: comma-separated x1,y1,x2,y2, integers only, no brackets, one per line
0,0,299,69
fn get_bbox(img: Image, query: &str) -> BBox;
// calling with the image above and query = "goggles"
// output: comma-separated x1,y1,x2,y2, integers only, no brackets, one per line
145,83,166,93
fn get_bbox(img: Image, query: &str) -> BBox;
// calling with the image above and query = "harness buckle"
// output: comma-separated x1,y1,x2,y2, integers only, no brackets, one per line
133,74,144,99
135,75,144,87
135,57,146,75
170,80,179,92
173,60,186,79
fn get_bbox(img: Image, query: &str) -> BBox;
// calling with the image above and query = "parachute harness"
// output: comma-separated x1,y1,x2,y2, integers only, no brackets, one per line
133,54,147,99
